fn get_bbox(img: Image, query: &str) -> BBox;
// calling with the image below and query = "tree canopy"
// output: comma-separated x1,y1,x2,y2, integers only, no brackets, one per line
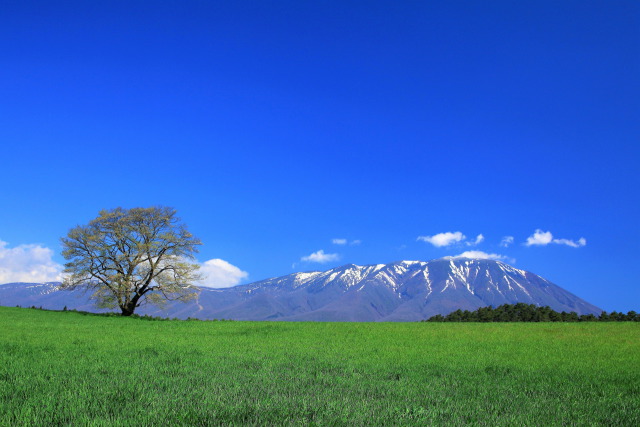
61,206,202,316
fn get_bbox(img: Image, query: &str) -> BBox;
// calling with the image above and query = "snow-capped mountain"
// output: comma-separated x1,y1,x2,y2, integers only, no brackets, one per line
0,259,601,321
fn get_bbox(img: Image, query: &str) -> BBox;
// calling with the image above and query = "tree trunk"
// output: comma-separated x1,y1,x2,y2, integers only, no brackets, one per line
120,300,138,316
120,293,143,316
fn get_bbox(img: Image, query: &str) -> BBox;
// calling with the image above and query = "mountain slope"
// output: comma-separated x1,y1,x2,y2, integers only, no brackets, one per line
0,259,601,321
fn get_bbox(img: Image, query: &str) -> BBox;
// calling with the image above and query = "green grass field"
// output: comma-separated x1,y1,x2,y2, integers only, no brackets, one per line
1,307,638,425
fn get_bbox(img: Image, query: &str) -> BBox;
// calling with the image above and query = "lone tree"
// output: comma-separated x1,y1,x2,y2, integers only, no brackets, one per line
61,206,202,316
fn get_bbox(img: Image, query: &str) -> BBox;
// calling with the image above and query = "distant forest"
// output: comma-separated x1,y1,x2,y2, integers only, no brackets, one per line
423,303,639,322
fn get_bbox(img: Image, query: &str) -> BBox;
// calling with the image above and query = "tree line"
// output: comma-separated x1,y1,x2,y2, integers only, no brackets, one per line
422,303,639,322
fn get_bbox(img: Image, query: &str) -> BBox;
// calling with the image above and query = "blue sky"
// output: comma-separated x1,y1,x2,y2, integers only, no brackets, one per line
0,1,638,312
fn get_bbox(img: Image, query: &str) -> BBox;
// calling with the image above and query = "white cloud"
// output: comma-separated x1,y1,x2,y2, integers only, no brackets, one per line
417,231,466,247
552,237,587,248
445,250,512,262
525,230,586,248
500,236,514,248
525,230,553,246
0,239,248,289
301,250,339,263
466,234,484,246
332,238,361,246
197,259,248,288
0,240,64,284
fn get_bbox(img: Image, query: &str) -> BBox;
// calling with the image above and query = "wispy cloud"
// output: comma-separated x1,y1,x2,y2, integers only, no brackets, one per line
466,234,484,246
301,250,339,263
197,258,248,288
500,236,514,248
552,237,587,248
0,240,63,283
332,238,361,246
445,250,513,263
417,231,466,247
525,230,586,248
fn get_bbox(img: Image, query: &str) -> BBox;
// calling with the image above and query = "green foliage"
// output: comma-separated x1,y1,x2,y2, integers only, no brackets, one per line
423,303,640,322
1,307,638,425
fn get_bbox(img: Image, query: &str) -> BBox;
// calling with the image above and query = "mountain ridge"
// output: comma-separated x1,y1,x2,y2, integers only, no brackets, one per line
0,258,601,321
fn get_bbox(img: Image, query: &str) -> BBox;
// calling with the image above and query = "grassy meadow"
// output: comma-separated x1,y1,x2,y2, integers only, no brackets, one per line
1,307,638,425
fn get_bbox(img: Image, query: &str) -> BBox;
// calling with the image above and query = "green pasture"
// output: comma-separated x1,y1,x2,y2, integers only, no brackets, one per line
1,307,638,425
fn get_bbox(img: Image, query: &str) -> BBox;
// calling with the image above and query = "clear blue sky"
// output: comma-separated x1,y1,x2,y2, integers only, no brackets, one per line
1,1,638,312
